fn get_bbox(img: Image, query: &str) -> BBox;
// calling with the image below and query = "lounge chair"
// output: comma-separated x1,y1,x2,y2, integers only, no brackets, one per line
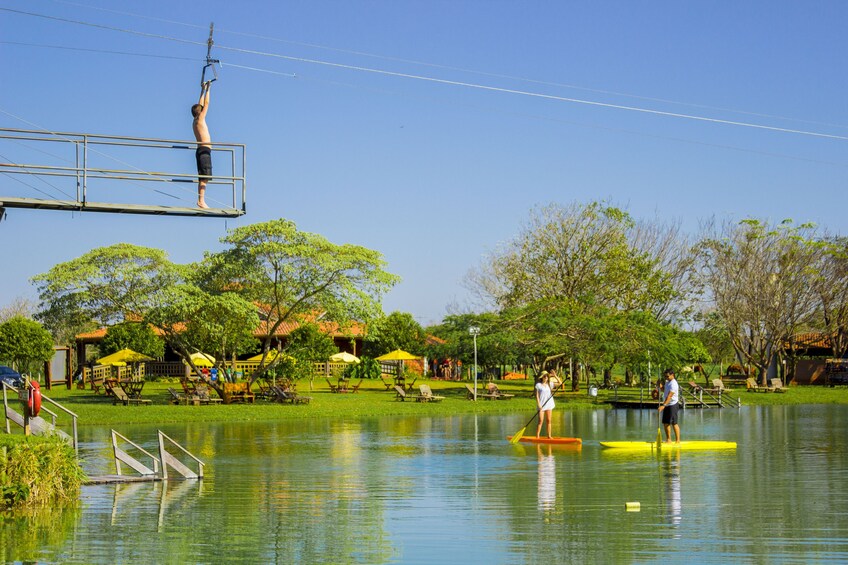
711,378,730,394
325,378,339,393
417,384,445,403
394,385,407,401
466,383,497,400
770,378,787,393
195,384,224,404
112,387,151,406
745,377,771,392
488,383,515,400
272,386,311,404
167,387,191,405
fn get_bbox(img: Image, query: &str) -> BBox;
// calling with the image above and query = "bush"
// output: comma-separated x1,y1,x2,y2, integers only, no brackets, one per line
0,435,86,508
345,357,381,379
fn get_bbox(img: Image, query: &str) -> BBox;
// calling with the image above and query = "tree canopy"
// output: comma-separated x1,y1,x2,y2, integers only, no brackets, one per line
0,316,54,376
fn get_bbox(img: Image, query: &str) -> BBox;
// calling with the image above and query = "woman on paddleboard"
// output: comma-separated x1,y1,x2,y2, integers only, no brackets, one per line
535,371,555,438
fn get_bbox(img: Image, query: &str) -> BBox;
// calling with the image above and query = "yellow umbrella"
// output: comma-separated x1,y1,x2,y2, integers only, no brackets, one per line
246,350,292,362
189,352,215,367
329,352,360,364
375,349,420,361
97,348,154,366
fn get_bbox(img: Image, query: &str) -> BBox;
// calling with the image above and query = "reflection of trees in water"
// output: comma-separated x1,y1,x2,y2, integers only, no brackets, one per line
0,502,80,562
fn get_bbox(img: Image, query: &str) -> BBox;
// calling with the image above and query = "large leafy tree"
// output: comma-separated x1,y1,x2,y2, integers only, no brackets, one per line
99,321,165,359
698,219,818,385
807,235,848,358
0,316,54,376
211,219,399,382
362,311,426,357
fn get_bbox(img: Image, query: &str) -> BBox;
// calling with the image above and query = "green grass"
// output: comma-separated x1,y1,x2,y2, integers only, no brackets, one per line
28,378,848,427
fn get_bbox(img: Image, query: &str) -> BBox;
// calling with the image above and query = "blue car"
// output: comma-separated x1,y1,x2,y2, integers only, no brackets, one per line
0,365,23,388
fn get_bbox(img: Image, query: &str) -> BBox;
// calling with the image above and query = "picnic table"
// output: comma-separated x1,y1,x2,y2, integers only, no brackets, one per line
119,378,145,399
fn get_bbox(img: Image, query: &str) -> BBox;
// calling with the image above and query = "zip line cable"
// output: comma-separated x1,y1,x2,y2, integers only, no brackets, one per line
3,39,843,168
44,0,848,132
0,40,197,62
3,7,848,144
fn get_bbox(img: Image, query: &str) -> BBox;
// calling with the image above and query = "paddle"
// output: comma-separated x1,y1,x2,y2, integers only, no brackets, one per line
509,379,565,444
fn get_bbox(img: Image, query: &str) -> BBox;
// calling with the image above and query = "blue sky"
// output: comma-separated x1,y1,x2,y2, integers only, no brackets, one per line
1,1,846,327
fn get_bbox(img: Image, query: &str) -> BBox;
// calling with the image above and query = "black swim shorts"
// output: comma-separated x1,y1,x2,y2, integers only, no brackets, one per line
661,403,680,425
195,146,212,177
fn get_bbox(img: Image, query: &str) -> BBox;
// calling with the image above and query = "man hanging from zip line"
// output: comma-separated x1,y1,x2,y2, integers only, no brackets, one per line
191,81,212,208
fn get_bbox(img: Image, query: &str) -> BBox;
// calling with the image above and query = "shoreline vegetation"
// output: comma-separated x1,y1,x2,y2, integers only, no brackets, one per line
20,378,848,427
3,378,845,509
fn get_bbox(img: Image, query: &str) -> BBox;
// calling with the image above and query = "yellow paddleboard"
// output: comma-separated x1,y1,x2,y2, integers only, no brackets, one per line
600,441,737,450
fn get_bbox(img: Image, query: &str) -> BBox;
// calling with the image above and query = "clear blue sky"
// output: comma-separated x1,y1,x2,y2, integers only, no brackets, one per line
1,0,846,327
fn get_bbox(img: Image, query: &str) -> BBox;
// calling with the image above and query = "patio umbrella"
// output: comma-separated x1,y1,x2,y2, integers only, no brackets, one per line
375,350,420,361
246,350,292,362
97,348,154,366
329,352,360,364
189,352,215,367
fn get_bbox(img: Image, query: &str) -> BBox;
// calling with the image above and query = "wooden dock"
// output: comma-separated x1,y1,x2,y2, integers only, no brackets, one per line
85,474,163,485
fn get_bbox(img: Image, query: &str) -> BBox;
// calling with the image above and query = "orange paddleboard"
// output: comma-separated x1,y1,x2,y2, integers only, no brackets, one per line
507,436,582,445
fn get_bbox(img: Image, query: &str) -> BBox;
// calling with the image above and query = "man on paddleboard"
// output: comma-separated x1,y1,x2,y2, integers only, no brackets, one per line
658,369,681,443
535,371,555,438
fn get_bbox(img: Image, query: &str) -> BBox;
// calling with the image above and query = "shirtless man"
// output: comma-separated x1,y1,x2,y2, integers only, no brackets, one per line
191,81,212,208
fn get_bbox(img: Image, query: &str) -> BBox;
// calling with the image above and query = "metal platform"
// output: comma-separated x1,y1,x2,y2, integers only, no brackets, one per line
0,127,246,217
0,197,244,218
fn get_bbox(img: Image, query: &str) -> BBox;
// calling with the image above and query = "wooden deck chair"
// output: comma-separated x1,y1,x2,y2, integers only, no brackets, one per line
466,383,497,400
273,386,311,404
195,383,223,404
770,378,787,393
489,384,515,400
167,387,189,405
405,378,418,392
380,376,394,390
417,384,445,403
394,385,407,401
325,378,339,393
350,379,364,393
711,378,729,393
112,386,151,406
745,378,767,392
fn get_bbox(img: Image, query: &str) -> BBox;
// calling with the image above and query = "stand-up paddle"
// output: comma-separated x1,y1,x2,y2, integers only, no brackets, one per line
509,377,565,444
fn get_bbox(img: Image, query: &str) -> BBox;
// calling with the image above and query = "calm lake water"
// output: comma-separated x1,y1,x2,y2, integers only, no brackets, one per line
4,405,848,563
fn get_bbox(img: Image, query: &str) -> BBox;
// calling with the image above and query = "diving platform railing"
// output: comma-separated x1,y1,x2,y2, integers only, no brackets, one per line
0,127,245,217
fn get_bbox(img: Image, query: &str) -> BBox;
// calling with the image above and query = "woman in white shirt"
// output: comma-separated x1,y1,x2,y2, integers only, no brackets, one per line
535,372,556,438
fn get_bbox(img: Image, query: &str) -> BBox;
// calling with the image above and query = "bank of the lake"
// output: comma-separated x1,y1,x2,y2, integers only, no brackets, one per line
30,378,848,427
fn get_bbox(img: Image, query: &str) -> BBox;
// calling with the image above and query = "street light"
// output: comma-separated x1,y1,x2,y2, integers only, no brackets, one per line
469,326,480,401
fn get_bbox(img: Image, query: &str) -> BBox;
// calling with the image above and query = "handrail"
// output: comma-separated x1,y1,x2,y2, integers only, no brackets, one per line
111,429,160,476
0,127,246,216
158,430,204,479
1,382,79,451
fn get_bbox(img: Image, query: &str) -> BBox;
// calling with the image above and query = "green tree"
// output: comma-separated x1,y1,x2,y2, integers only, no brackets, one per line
99,322,165,359
362,311,426,357
0,316,54,376
698,219,818,385
283,324,337,381
211,219,399,383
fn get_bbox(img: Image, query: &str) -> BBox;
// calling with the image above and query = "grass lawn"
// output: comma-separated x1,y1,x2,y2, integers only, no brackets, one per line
26,378,848,427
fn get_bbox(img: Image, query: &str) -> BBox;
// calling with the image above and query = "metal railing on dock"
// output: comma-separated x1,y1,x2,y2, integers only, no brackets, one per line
2,382,79,451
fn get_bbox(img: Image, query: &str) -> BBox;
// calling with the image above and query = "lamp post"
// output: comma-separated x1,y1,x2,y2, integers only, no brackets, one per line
469,326,480,401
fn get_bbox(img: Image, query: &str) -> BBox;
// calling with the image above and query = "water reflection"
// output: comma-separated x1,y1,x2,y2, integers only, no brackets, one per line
661,451,682,530
4,406,848,563
536,444,556,513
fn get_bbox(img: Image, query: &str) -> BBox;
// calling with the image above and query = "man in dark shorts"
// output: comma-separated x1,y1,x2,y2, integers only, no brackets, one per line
658,368,681,443
191,81,212,208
